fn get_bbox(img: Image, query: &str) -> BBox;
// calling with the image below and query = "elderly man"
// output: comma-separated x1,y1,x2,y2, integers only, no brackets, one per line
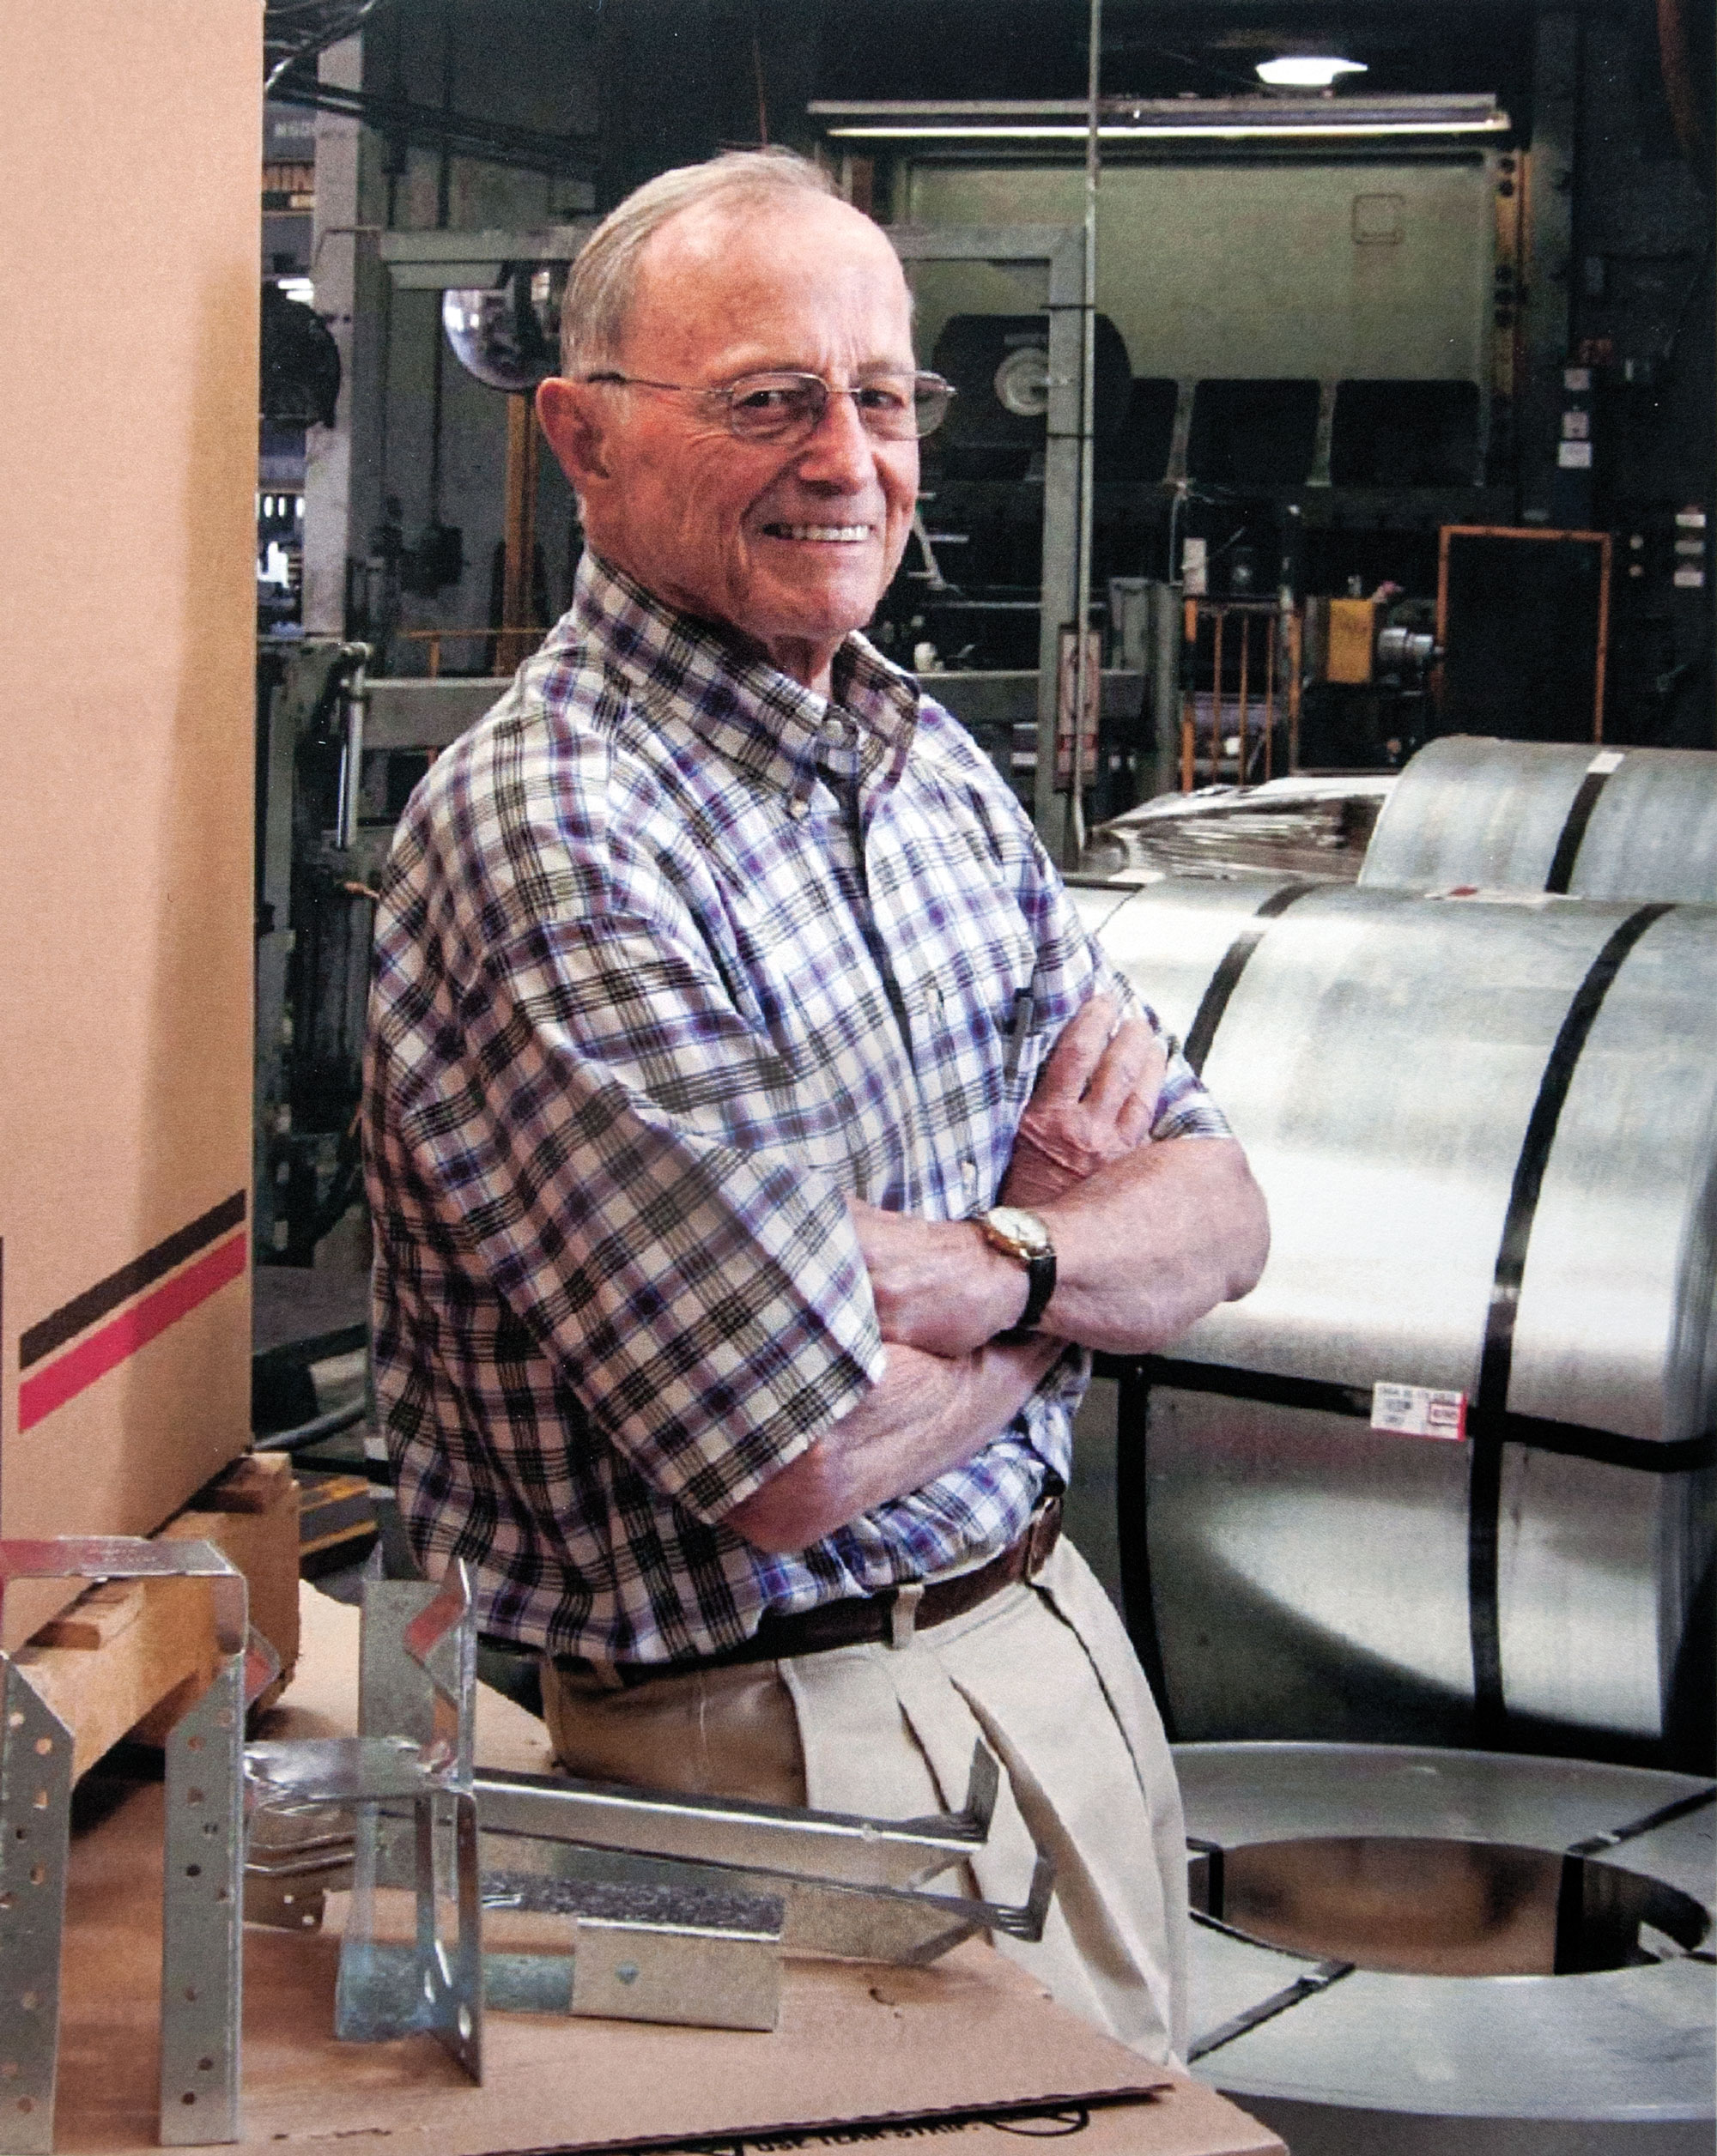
364,148,1266,2065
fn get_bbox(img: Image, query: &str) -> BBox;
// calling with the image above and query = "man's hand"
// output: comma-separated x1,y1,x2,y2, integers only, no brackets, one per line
847,994,1165,1357
1000,994,1164,1209
725,1333,1065,1552
846,1201,1013,1358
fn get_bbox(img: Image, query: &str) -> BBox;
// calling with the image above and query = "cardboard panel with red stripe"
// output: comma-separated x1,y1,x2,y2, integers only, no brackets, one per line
0,0,258,1647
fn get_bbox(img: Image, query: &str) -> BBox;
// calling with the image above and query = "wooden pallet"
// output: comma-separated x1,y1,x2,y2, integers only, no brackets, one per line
9,1452,300,1781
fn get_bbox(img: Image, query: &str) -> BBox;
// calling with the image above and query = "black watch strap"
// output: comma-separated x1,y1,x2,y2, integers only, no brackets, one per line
994,1245,1056,1344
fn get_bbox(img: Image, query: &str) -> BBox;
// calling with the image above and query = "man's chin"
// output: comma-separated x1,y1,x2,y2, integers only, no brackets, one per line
743,579,887,654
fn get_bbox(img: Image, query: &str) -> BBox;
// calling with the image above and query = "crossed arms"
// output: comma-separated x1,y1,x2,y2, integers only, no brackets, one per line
727,997,1269,1552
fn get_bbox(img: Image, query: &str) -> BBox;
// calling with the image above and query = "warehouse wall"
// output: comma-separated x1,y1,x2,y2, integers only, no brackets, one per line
0,1,260,1640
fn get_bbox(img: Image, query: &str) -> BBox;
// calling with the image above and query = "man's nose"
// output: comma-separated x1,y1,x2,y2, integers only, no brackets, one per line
793,388,877,486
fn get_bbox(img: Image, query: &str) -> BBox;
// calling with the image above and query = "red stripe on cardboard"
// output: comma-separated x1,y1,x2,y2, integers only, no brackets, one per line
16,1230,246,1434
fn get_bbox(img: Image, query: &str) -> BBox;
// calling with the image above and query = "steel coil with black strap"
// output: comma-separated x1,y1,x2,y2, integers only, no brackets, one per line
1086,875,1717,1764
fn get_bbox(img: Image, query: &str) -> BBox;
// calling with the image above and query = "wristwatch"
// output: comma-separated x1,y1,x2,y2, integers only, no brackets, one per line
975,1205,1057,1341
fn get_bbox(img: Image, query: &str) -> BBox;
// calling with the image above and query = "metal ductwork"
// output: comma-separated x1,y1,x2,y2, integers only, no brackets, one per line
1360,736,1717,903
1078,875,1717,1765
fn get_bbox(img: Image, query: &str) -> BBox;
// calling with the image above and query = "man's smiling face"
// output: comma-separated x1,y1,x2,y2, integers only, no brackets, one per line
538,193,919,695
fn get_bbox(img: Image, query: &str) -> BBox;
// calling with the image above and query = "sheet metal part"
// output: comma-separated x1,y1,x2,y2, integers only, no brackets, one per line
471,1743,998,1893
250,1568,1053,2045
569,1911,782,2032
470,1771,1054,1965
1080,772,1392,884
246,1752,1052,1966
247,1562,483,2080
1178,1742,1714,2147
1360,736,1717,902
0,1537,266,2155
1089,877,1717,1751
351,1570,1050,1953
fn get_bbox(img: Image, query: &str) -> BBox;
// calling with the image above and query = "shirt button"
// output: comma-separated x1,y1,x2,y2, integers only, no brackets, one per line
925,983,943,1013
821,716,849,746
961,1160,978,1192
788,796,809,820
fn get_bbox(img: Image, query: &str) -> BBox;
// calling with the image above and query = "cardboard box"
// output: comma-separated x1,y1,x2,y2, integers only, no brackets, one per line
0,0,260,1643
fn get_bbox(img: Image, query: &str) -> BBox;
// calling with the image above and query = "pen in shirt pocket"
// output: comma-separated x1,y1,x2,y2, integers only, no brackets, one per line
1003,982,1035,1081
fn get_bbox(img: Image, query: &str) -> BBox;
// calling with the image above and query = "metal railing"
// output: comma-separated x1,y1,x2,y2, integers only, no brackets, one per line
1180,598,1302,788
392,625,545,678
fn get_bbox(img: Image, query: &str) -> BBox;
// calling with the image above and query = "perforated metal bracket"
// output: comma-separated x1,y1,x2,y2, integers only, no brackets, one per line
0,1536,272,2155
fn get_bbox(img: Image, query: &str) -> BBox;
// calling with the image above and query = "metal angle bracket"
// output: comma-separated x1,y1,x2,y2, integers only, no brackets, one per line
0,1536,271,2155
243,1559,482,2082
469,1746,1054,1967
470,1735,1004,1894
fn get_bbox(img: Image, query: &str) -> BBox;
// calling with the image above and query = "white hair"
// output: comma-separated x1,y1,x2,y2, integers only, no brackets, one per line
560,148,840,376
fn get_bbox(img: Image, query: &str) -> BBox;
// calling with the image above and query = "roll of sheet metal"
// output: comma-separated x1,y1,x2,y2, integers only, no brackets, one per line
1078,876,1717,1756
1359,736,1717,901
1179,1742,1715,2156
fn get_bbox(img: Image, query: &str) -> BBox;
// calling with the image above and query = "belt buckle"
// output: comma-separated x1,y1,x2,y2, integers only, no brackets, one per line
1025,1492,1063,1578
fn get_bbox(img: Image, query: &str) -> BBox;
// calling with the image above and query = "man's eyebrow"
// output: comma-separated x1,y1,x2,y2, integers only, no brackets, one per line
711,357,919,382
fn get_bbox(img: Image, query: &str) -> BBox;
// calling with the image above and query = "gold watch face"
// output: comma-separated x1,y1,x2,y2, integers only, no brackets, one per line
983,1206,1052,1257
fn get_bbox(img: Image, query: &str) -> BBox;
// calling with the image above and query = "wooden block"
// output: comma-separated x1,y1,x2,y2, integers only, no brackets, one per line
296,1470,377,1573
33,1578,144,1652
162,1450,301,1689
15,1576,208,1781
13,1449,302,1779
192,1450,294,1515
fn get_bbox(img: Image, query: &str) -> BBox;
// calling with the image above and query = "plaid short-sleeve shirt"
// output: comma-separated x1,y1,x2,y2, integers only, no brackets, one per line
364,554,1229,1663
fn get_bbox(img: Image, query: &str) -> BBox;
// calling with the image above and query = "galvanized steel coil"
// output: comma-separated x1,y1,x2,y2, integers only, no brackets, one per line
1077,875,1717,1759
1178,1741,1714,2154
1359,736,1717,901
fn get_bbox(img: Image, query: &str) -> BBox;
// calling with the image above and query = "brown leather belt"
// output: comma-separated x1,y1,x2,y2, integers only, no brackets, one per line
555,1490,1063,1691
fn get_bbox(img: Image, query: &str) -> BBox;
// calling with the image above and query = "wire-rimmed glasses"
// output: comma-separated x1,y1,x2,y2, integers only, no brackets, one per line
582,368,955,444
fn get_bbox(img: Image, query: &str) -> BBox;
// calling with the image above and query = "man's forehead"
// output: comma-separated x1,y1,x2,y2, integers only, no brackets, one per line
635,193,907,306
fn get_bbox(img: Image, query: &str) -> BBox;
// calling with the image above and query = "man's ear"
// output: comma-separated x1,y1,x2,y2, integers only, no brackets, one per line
537,376,610,491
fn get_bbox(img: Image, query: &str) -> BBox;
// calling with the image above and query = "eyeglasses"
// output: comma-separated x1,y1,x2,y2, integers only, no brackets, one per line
582,368,955,443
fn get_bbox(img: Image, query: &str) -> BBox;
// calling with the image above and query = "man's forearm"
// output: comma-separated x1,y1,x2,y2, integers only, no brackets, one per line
854,1136,1268,1360
724,1334,1063,1553
1034,1134,1268,1353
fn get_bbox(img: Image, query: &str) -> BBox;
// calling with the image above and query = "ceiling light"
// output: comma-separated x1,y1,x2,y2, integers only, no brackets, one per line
1256,56,1368,88
812,95,1506,143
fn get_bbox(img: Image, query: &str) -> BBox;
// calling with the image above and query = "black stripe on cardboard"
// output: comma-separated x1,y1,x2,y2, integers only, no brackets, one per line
1544,760,1620,894
19,1189,247,1371
1182,880,1320,1076
1468,902,1675,1742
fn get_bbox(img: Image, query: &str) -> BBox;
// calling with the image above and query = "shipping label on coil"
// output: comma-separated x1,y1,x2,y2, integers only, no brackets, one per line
1371,1382,1467,1441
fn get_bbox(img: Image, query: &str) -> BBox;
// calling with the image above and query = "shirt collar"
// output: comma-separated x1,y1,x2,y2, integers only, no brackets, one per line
561,552,920,807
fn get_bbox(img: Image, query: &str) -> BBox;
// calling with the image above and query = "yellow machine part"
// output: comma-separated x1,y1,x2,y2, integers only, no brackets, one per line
1326,598,1377,684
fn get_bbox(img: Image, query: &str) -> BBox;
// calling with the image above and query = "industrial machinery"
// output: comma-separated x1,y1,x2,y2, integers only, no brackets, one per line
254,645,497,1277
817,106,1515,803
1077,875,1717,1768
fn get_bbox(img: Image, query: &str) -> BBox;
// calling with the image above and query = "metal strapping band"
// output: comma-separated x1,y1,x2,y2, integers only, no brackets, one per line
1468,900,1676,1745
1182,880,1320,1075
1544,752,1624,894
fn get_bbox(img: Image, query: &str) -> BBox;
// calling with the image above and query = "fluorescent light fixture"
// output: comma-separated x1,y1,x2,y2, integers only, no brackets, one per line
811,96,1508,142
1256,56,1368,88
